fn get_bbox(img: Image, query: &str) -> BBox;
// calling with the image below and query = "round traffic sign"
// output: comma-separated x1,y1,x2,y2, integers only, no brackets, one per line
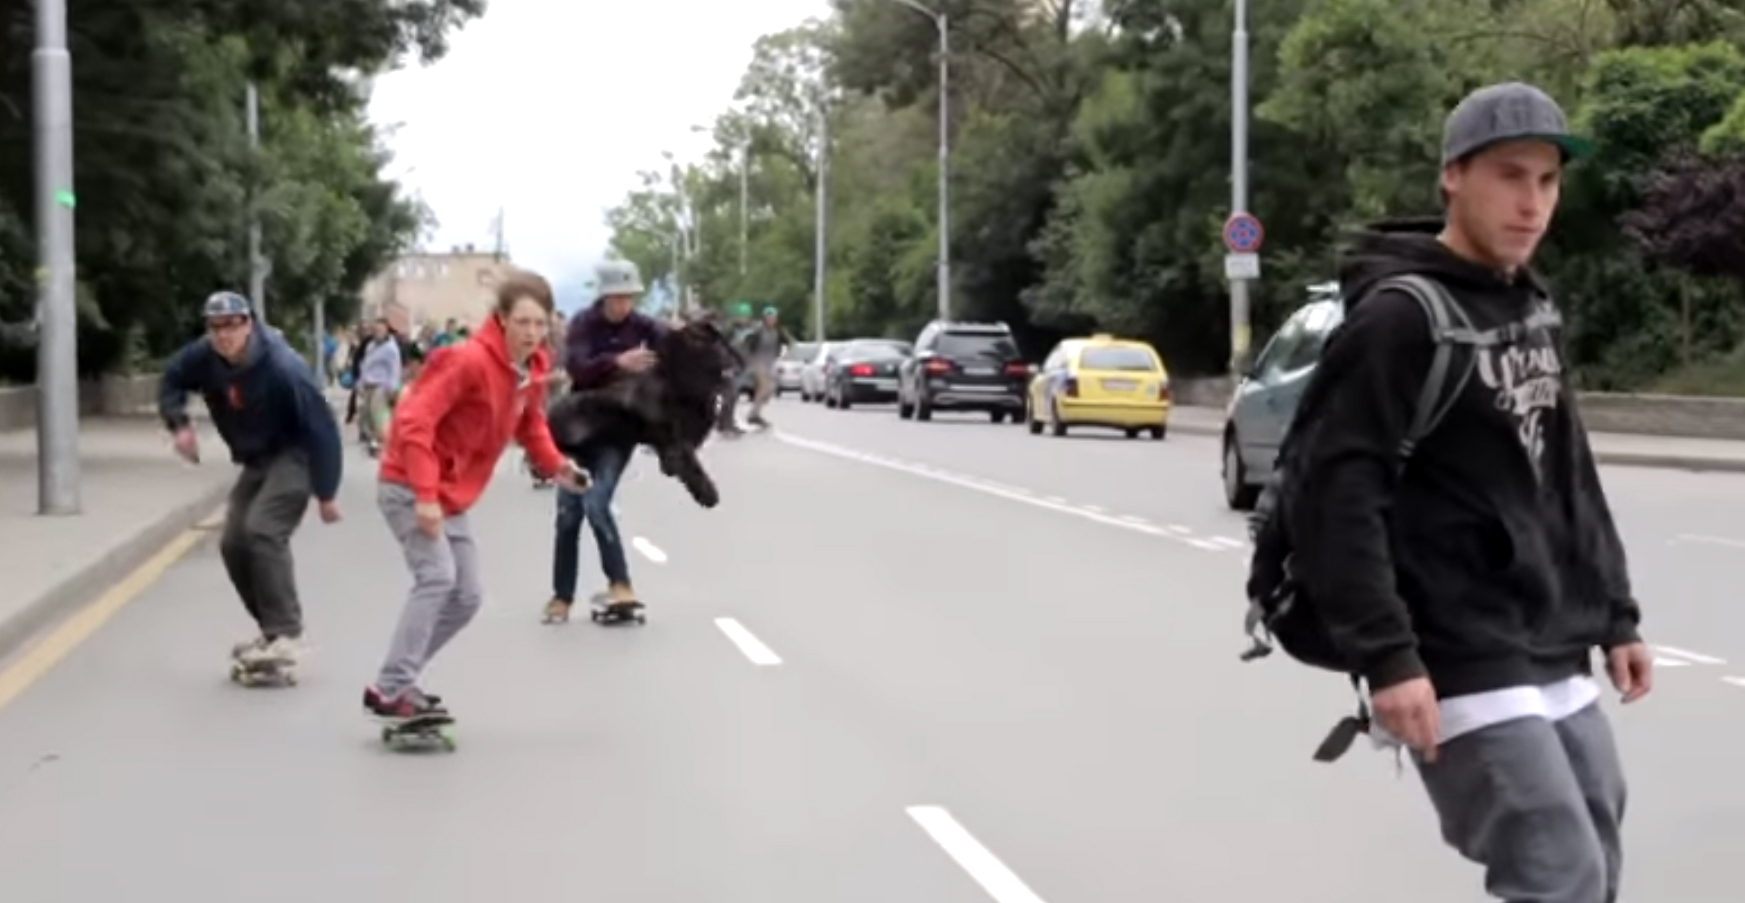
1223,212,1264,254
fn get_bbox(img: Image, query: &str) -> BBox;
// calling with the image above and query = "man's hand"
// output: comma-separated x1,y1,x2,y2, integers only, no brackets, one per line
1606,642,1653,703
317,500,342,524
1371,676,1442,762
171,427,200,463
553,458,592,493
414,501,444,538
618,346,657,373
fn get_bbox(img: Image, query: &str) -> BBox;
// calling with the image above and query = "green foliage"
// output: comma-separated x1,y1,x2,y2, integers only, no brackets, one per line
603,0,1745,392
0,0,464,380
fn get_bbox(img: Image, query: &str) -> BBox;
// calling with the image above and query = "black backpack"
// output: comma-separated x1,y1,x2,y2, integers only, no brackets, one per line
1237,274,1562,762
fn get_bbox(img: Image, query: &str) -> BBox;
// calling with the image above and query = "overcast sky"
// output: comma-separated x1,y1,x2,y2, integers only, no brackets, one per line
366,0,830,288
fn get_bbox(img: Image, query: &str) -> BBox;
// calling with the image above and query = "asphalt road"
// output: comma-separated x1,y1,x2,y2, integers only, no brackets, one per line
0,396,1740,901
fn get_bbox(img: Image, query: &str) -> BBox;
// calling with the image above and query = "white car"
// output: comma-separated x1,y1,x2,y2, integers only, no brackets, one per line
800,342,846,402
775,342,818,396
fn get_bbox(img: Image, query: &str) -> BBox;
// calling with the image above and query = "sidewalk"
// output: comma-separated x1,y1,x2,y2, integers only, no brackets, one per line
0,416,235,661
1169,405,1745,473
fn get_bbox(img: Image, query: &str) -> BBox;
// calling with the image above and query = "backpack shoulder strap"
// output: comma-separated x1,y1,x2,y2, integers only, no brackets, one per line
1373,274,1476,466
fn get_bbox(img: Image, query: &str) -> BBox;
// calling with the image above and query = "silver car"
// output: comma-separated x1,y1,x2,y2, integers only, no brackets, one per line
1221,284,1343,510
799,342,844,402
776,342,818,396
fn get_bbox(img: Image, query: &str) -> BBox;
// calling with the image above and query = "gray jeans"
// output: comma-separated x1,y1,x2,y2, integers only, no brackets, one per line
374,482,483,699
1417,702,1626,903
219,450,312,639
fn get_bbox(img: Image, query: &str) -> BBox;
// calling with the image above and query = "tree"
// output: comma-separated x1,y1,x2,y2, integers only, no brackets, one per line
0,0,467,378
602,0,1745,393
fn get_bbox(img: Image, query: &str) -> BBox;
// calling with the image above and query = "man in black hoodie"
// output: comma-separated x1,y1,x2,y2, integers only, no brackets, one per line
1292,82,1652,902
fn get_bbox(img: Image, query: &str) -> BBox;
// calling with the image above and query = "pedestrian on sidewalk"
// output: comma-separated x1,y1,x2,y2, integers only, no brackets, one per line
356,316,402,457
542,259,664,625
1285,83,1652,902
159,290,344,671
365,269,588,723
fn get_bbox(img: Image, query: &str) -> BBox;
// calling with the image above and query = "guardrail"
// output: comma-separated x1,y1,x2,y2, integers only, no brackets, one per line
0,374,164,431
1170,376,1745,441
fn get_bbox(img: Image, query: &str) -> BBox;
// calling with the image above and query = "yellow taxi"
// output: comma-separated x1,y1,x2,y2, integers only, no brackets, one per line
1026,334,1170,439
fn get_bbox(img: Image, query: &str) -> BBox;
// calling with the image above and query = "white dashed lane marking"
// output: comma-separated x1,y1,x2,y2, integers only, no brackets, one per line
906,806,1048,903
713,618,782,666
631,536,667,564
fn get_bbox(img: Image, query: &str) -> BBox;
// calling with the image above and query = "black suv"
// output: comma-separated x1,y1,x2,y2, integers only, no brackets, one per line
896,320,1030,423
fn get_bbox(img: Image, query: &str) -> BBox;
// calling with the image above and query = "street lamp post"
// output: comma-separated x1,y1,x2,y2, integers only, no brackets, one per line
689,123,749,278
813,101,828,342
33,0,80,515
738,137,750,277
1229,0,1253,376
884,0,951,322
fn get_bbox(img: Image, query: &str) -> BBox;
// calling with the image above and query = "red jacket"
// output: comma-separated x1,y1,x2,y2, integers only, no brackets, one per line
380,315,566,515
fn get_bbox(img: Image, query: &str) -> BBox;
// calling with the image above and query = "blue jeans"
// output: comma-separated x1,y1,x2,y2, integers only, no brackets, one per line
552,442,631,600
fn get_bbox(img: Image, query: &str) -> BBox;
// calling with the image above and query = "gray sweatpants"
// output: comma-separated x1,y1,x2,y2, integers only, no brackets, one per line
219,450,312,639
374,482,484,699
1416,702,1626,903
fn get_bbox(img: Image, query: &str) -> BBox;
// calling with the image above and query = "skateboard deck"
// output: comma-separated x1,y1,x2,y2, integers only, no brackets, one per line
589,593,646,625
380,712,457,752
230,657,297,687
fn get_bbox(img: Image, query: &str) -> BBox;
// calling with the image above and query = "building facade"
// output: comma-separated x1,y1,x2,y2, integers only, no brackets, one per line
358,246,512,333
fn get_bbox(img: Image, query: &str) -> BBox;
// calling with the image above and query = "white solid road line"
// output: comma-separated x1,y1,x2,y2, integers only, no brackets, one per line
1721,677,1745,689
631,536,668,564
773,432,1207,548
1654,644,1725,665
713,617,782,666
906,806,1048,903
1675,533,1745,550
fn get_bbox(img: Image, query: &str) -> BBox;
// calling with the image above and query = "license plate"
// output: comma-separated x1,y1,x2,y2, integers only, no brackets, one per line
965,366,996,376
1102,379,1137,391
867,378,897,390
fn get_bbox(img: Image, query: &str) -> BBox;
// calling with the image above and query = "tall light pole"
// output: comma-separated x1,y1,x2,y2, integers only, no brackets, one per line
739,138,750,277
34,0,80,515
689,123,749,277
246,81,268,324
885,0,950,321
1229,0,1253,375
813,101,829,342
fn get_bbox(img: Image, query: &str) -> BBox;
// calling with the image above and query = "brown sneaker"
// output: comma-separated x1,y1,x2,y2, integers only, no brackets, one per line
541,597,572,624
605,582,638,605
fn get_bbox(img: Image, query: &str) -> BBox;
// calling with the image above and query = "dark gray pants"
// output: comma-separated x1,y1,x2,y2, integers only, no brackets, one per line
219,450,312,639
1417,702,1626,903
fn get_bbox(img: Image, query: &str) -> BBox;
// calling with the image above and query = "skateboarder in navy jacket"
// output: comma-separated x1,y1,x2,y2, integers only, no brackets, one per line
159,291,344,672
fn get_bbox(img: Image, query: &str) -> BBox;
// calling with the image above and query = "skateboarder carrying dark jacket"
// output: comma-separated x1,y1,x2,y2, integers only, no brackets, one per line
159,290,344,673
543,259,665,624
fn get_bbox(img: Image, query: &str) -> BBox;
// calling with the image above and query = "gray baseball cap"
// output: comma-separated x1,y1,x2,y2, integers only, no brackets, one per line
1441,82,1594,166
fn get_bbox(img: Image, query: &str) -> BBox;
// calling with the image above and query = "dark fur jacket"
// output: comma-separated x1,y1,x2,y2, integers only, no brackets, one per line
545,319,741,508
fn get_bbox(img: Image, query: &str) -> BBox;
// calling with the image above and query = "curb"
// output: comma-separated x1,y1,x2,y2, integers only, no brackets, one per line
1167,413,1745,473
0,478,233,664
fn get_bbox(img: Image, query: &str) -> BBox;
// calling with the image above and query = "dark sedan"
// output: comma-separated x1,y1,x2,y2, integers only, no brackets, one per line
824,342,907,408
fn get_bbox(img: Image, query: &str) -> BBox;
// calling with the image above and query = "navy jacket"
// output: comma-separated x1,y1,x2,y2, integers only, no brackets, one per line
159,329,343,501
565,303,667,390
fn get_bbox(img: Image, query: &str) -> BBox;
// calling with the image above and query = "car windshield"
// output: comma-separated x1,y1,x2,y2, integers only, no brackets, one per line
1078,346,1158,372
842,343,906,361
784,342,818,362
937,332,1016,361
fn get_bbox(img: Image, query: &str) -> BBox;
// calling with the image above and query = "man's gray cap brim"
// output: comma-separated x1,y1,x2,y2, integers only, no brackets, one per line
1442,81,1595,166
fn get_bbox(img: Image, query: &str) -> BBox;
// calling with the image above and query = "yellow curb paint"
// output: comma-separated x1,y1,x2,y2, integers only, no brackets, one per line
0,527,206,715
